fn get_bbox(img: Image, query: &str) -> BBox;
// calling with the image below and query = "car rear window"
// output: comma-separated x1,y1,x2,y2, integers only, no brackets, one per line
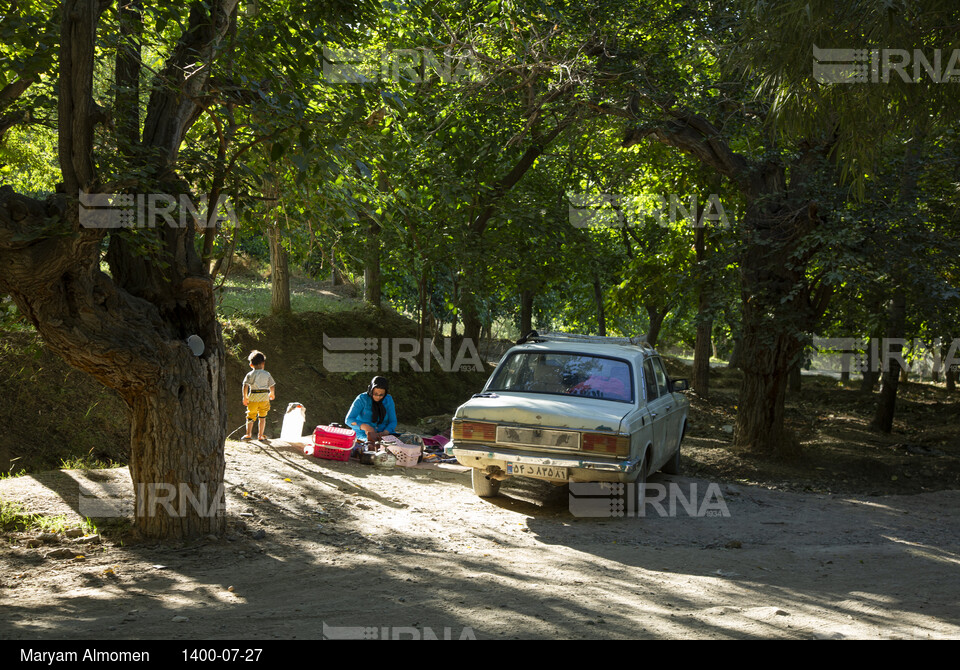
487,351,634,402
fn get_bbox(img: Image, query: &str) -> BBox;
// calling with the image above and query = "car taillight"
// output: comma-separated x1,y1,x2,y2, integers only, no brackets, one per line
581,432,629,456
452,421,497,442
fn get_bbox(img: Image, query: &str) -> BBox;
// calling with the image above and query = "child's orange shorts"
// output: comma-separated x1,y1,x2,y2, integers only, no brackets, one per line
246,399,270,421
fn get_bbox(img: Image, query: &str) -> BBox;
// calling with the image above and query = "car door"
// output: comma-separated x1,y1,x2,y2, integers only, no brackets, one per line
642,358,670,468
650,357,682,456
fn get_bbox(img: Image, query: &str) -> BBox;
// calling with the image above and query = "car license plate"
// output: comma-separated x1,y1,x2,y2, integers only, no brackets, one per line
497,426,580,450
506,462,568,480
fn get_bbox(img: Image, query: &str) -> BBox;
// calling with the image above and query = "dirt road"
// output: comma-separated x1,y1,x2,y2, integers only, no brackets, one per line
2,438,959,640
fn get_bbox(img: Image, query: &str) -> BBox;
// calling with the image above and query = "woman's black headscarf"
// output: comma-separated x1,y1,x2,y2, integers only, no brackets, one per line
367,376,389,425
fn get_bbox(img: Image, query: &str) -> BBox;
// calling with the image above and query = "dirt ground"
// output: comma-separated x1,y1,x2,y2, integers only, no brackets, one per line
2,425,959,641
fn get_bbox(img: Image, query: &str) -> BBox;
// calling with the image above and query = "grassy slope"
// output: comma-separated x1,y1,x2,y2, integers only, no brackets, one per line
0,330,129,475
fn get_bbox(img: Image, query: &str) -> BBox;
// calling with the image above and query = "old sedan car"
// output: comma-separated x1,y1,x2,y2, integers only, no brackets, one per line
450,331,689,498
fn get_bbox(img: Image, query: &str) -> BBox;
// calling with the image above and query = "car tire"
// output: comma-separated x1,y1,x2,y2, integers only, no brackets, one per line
472,468,501,497
631,451,648,507
661,438,681,475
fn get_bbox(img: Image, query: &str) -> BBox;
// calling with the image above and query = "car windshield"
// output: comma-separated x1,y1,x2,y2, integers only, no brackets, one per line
487,351,634,403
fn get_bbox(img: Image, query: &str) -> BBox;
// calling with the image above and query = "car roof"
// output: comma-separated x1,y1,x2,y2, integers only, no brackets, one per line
504,340,655,360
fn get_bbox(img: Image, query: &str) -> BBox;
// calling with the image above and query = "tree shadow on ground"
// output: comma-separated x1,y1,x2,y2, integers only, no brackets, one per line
2,450,959,640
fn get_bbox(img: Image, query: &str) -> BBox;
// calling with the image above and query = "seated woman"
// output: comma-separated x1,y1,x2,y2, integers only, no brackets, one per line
345,376,398,446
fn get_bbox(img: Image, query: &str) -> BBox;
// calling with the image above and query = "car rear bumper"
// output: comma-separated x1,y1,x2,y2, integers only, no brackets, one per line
451,444,642,483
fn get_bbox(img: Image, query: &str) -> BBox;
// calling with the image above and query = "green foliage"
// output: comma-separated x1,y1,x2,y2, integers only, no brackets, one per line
0,464,26,479
0,497,98,534
0,124,58,193
0,294,31,332
733,0,960,191
59,454,123,470
2,0,957,395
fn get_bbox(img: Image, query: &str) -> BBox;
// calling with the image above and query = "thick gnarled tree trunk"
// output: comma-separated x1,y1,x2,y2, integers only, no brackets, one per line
733,327,799,455
732,195,822,458
0,0,239,539
128,351,226,536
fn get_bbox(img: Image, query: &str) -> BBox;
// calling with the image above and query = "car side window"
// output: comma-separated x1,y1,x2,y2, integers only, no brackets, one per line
642,360,659,402
652,357,670,397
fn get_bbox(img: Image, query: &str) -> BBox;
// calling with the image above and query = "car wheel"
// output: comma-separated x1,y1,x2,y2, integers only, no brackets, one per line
661,434,682,475
631,451,648,507
472,468,501,497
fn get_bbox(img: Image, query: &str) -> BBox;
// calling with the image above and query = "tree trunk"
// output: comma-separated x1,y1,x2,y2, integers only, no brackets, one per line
262,176,289,315
0,438,10,475
871,135,923,428
210,225,238,284
0,0,239,541
115,1,141,154
593,277,606,336
520,289,534,336
417,273,428,342
734,323,802,457
732,194,820,457
462,302,482,343
268,224,290,315
692,225,711,397
727,336,742,369
624,105,834,460
693,316,712,398
2,190,229,539
330,246,343,285
860,336,880,393
645,304,669,347
870,290,907,432
789,362,801,393
930,339,944,383
364,216,381,308
449,315,458,339
127,348,226,538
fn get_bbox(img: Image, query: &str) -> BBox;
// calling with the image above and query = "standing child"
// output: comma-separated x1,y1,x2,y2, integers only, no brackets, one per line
242,350,276,442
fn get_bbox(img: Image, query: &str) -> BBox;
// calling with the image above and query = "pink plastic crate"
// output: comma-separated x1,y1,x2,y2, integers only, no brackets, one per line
306,425,356,461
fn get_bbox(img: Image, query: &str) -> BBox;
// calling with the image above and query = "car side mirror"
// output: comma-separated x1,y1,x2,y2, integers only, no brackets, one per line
670,378,689,392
